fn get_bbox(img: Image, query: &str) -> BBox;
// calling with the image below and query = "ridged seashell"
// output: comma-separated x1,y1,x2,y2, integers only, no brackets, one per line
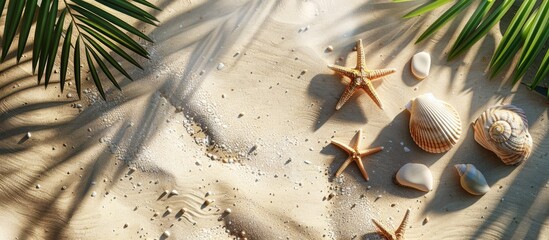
473,105,532,165
454,164,490,195
405,93,462,153
395,163,433,192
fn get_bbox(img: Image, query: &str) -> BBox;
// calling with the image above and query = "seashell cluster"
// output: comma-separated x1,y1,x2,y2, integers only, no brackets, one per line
405,93,462,153
473,105,532,165
454,164,490,195
395,163,433,192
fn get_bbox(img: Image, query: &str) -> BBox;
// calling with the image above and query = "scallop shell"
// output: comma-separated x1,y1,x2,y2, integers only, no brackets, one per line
405,93,462,153
454,164,490,195
473,105,532,165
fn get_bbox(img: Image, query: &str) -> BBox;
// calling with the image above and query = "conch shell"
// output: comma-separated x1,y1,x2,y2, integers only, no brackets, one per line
405,93,462,153
473,105,532,165
454,164,490,195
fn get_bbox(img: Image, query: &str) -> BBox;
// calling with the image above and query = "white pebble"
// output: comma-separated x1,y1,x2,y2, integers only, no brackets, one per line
404,147,411,153
162,230,170,238
217,63,225,70
91,191,97,197
170,189,179,196
411,51,431,80
326,45,334,52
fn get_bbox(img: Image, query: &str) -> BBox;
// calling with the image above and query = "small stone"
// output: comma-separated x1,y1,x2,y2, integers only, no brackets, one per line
66,93,73,98
204,199,214,206
61,186,67,190
238,112,244,118
205,191,212,197
35,184,40,189
76,104,83,108
170,190,179,196
224,208,232,214
411,51,431,80
395,163,433,192
423,217,429,225
217,63,225,70
123,223,128,228
300,69,308,75
162,230,170,238
25,132,32,138
403,147,411,153
91,191,97,197
325,45,334,52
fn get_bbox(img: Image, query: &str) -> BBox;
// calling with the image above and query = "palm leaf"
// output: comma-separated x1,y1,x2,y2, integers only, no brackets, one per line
0,0,159,100
415,0,472,44
490,0,536,69
448,0,514,59
530,49,549,91
45,9,67,87
31,0,50,73
86,43,122,90
74,36,82,98
85,47,106,100
70,0,153,42
60,23,73,92
449,0,494,54
96,0,158,25
512,0,549,84
402,0,454,19
1,0,25,61
37,0,58,82
16,0,38,62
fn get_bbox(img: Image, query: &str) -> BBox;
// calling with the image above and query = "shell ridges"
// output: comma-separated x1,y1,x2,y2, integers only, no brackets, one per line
406,93,462,153
473,105,532,165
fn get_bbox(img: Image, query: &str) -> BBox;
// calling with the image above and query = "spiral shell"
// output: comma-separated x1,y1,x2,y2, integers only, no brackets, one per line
454,164,490,195
473,105,532,165
405,93,462,153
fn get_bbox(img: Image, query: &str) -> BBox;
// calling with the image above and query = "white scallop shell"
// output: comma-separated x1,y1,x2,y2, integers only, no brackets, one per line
473,105,532,165
405,93,462,153
454,164,490,195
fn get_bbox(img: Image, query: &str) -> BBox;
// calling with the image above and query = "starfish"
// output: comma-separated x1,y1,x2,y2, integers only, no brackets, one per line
371,209,411,240
327,39,396,110
331,129,383,181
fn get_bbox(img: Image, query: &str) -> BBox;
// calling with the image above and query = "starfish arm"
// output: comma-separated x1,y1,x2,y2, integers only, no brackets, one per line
331,140,354,154
359,146,384,157
328,64,357,79
357,39,366,71
366,68,397,80
353,129,363,149
335,157,353,177
354,157,369,181
395,209,411,238
372,219,394,240
361,81,384,109
336,83,358,110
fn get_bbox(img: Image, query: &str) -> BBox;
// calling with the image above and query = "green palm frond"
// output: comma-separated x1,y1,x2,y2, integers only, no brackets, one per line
395,0,549,98
0,0,160,100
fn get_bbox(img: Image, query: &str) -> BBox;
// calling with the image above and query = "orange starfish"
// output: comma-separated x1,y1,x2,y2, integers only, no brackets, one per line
327,39,396,110
331,129,383,181
372,209,411,240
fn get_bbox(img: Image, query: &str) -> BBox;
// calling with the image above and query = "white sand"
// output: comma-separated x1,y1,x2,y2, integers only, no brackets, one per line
0,0,548,239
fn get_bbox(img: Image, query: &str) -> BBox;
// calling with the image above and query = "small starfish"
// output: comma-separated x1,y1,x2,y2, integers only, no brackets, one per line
331,129,383,181
327,39,396,110
371,209,411,240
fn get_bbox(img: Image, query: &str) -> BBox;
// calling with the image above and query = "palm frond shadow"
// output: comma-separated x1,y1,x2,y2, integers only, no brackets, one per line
0,0,280,238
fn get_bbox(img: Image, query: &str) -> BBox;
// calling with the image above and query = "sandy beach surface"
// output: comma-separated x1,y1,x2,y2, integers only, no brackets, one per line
0,0,548,239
